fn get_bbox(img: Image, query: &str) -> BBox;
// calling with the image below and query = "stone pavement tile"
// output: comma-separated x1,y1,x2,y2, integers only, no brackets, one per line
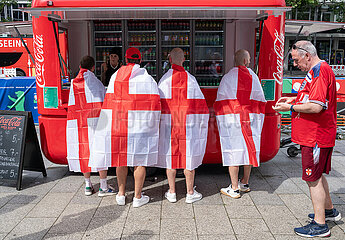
264,218,301,235
330,193,345,205
142,185,163,205
20,181,58,196
70,186,102,205
50,175,83,193
265,176,303,194
0,204,35,233
0,193,15,208
226,205,261,219
258,163,286,176
279,194,313,220
326,177,345,194
122,234,159,240
94,197,129,219
161,202,193,218
192,183,223,205
43,233,84,240
5,217,56,240
160,234,197,240
195,216,233,235
230,219,269,234
289,178,310,196
249,191,284,206
274,234,305,240
198,235,236,240
27,193,75,218
221,192,254,206
257,205,295,219
0,234,6,240
9,194,44,204
194,204,227,218
48,204,97,234
327,223,345,239
123,205,161,235
0,183,22,194
235,232,275,240
160,218,197,236
83,217,125,239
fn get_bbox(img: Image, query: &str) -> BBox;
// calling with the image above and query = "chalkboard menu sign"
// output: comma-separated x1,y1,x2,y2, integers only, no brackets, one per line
0,110,46,190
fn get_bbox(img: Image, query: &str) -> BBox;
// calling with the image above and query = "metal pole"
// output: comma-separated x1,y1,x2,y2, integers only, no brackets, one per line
13,26,35,65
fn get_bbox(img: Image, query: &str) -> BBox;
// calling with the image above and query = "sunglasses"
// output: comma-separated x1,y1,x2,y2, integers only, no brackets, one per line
292,44,309,53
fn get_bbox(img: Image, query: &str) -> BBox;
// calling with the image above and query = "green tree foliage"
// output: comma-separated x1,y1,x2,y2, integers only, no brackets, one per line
1,0,18,21
285,0,318,8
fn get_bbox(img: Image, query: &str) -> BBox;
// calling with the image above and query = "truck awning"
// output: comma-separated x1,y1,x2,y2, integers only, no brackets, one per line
0,21,32,36
26,0,290,20
285,20,345,35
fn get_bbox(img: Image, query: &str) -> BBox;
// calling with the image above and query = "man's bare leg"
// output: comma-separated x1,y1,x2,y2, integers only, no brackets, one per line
307,176,326,224
134,166,146,199
321,175,334,210
241,165,252,184
229,166,239,190
116,166,128,196
184,169,195,195
167,169,177,193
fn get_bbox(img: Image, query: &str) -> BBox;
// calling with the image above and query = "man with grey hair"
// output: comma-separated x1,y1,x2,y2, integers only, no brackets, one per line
273,40,341,237
214,49,266,199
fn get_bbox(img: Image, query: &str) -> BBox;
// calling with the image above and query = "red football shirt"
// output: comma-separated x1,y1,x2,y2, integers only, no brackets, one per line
291,61,337,148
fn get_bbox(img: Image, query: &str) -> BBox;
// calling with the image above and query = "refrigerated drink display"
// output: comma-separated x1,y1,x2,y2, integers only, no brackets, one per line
161,20,191,76
94,20,122,78
194,20,224,87
127,20,157,78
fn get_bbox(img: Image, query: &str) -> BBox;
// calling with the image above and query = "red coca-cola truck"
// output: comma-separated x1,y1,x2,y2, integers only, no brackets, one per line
27,0,290,164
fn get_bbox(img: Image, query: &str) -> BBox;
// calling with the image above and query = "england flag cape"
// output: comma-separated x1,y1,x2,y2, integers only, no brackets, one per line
155,64,209,171
89,63,161,168
214,66,266,167
66,69,106,173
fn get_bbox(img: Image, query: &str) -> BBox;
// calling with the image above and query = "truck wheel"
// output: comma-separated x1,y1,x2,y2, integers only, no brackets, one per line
16,69,26,76
287,146,299,157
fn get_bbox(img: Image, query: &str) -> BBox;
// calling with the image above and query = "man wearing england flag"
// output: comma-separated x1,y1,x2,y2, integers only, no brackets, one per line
214,49,266,199
156,48,209,203
273,41,341,238
89,47,161,208
66,56,115,197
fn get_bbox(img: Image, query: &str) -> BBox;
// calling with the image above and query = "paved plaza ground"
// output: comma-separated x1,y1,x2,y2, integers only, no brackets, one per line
0,138,345,239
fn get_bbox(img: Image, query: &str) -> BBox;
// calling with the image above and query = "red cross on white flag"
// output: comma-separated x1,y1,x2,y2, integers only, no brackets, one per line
155,64,209,170
66,69,106,173
214,66,266,167
89,63,161,168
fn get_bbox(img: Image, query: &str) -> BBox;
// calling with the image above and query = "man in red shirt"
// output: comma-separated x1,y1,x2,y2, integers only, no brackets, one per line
273,41,341,237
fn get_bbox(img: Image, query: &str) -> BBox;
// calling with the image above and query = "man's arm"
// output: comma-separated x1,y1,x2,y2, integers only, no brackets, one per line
273,101,323,114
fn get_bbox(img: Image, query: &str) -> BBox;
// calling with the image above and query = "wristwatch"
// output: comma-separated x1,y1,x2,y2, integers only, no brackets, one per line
290,104,295,112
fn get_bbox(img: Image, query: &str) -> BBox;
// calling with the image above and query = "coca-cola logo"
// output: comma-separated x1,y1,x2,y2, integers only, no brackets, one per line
0,116,22,129
273,29,284,85
34,34,45,88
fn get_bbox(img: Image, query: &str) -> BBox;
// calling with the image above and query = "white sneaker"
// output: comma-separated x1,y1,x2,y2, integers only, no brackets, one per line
220,185,241,199
165,191,177,203
116,194,125,206
185,187,202,204
239,181,250,192
133,194,150,208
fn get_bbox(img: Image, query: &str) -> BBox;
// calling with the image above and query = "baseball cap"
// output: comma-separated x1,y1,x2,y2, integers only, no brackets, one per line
125,47,141,60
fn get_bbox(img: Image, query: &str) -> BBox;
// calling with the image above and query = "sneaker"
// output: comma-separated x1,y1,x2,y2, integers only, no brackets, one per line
98,186,116,197
133,194,150,208
294,220,330,238
308,208,341,222
165,191,177,203
85,186,94,196
116,194,126,206
239,180,251,192
220,185,241,199
185,187,202,204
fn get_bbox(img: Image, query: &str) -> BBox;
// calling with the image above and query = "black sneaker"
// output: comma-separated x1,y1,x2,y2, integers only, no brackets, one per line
294,220,330,238
308,208,341,222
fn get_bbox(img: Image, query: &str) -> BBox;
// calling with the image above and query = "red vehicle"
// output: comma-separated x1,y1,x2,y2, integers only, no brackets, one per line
28,0,290,165
0,36,34,76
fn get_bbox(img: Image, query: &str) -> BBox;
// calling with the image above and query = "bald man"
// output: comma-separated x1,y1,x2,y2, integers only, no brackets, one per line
214,49,266,199
156,48,209,203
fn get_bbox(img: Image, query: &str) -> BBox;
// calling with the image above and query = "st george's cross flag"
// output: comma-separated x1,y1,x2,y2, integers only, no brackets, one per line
66,68,107,173
214,66,266,167
89,63,161,168
155,64,209,171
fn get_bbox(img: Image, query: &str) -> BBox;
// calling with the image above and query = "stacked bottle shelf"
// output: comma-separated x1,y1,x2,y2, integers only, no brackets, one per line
195,20,224,87
161,20,191,75
128,20,157,77
94,20,123,78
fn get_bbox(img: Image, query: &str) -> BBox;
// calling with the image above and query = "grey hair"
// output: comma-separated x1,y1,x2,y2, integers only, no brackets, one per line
294,40,317,57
